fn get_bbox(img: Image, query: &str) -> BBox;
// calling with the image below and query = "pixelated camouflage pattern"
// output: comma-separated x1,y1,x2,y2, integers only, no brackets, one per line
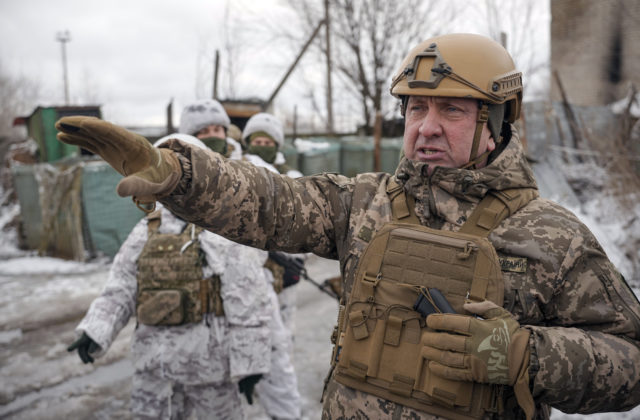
243,145,303,418
159,127,640,419
76,204,273,417
322,379,450,420
239,152,304,332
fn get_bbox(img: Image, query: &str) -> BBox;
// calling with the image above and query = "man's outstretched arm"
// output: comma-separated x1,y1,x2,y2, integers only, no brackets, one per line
57,116,352,257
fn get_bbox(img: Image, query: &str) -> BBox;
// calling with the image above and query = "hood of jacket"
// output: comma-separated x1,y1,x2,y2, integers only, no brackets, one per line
394,127,538,228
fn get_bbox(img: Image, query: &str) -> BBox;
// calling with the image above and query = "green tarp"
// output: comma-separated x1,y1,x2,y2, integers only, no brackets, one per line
11,159,144,260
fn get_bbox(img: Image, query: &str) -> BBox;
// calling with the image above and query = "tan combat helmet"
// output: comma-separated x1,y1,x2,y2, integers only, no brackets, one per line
390,33,523,168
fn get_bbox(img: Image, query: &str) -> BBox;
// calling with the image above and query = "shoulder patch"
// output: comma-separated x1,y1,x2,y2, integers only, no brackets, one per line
499,256,527,273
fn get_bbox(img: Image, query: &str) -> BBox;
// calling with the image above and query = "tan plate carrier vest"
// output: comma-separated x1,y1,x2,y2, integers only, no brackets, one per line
136,210,224,326
333,179,537,420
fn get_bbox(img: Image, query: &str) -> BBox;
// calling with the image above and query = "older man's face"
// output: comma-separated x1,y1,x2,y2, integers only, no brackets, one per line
403,96,495,175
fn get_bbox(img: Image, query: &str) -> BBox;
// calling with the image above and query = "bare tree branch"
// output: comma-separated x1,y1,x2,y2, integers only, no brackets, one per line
0,65,40,138
250,0,459,130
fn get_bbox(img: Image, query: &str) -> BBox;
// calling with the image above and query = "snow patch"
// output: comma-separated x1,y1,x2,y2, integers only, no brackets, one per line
293,138,332,153
0,256,108,276
0,329,22,344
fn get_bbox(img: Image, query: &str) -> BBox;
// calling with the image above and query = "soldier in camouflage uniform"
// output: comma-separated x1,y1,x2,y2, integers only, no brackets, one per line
58,33,640,419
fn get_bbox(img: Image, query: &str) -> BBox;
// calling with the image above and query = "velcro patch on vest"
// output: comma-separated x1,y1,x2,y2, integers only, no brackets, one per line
499,256,527,273
358,226,373,242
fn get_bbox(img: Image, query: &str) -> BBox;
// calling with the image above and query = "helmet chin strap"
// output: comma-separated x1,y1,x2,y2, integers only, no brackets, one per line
461,102,490,170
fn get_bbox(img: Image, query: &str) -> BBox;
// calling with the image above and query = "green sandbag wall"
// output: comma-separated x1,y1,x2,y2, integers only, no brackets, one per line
298,141,341,175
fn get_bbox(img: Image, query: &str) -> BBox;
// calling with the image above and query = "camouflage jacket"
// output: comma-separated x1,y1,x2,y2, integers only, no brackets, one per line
160,128,640,417
76,205,273,384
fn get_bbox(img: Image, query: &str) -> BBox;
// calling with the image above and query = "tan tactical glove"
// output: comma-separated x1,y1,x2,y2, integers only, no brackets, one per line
423,300,534,419
56,116,182,208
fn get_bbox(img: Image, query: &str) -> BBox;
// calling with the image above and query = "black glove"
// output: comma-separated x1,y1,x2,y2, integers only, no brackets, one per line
238,374,263,404
67,332,100,364
268,251,304,288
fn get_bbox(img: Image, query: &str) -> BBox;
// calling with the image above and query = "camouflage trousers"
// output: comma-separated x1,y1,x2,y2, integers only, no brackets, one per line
131,370,243,420
321,378,549,420
321,378,446,420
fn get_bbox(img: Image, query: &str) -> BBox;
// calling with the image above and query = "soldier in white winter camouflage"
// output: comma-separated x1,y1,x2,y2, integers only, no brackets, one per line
67,134,274,419
241,112,305,345
59,33,640,420
68,101,301,419
175,100,302,419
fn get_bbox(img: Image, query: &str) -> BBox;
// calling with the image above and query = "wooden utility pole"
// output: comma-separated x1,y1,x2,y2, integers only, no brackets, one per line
265,19,326,109
373,111,382,171
293,105,298,141
213,50,220,100
166,98,174,134
500,31,507,48
325,0,334,134
554,70,582,154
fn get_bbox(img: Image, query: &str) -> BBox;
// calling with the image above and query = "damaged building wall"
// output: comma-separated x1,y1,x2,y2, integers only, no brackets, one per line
551,0,640,105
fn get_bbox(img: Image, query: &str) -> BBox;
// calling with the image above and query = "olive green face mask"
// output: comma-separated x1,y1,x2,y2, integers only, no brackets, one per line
201,137,228,156
248,145,278,163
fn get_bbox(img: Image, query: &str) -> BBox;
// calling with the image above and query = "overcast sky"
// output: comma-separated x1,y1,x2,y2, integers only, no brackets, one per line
0,0,294,126
0,0,550,129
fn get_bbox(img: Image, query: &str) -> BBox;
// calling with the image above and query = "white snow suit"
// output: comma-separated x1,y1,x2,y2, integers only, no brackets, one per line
76,205,274,419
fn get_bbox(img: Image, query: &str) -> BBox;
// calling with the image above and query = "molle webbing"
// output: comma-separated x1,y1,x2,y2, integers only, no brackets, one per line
334,179,537,419
335,223,504,419
136,212,223,326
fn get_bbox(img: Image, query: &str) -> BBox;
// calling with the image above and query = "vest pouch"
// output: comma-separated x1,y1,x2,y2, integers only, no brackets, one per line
137,289,186,326
137,220,213,325
335,222,504,419
414,336,494,416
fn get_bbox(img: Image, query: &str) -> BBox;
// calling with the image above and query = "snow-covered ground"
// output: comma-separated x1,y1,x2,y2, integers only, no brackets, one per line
0,248,341,419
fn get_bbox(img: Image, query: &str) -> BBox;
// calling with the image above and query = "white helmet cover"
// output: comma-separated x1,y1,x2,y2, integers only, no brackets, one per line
179,99,230,136
242,112,284,148
154,133,207,150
